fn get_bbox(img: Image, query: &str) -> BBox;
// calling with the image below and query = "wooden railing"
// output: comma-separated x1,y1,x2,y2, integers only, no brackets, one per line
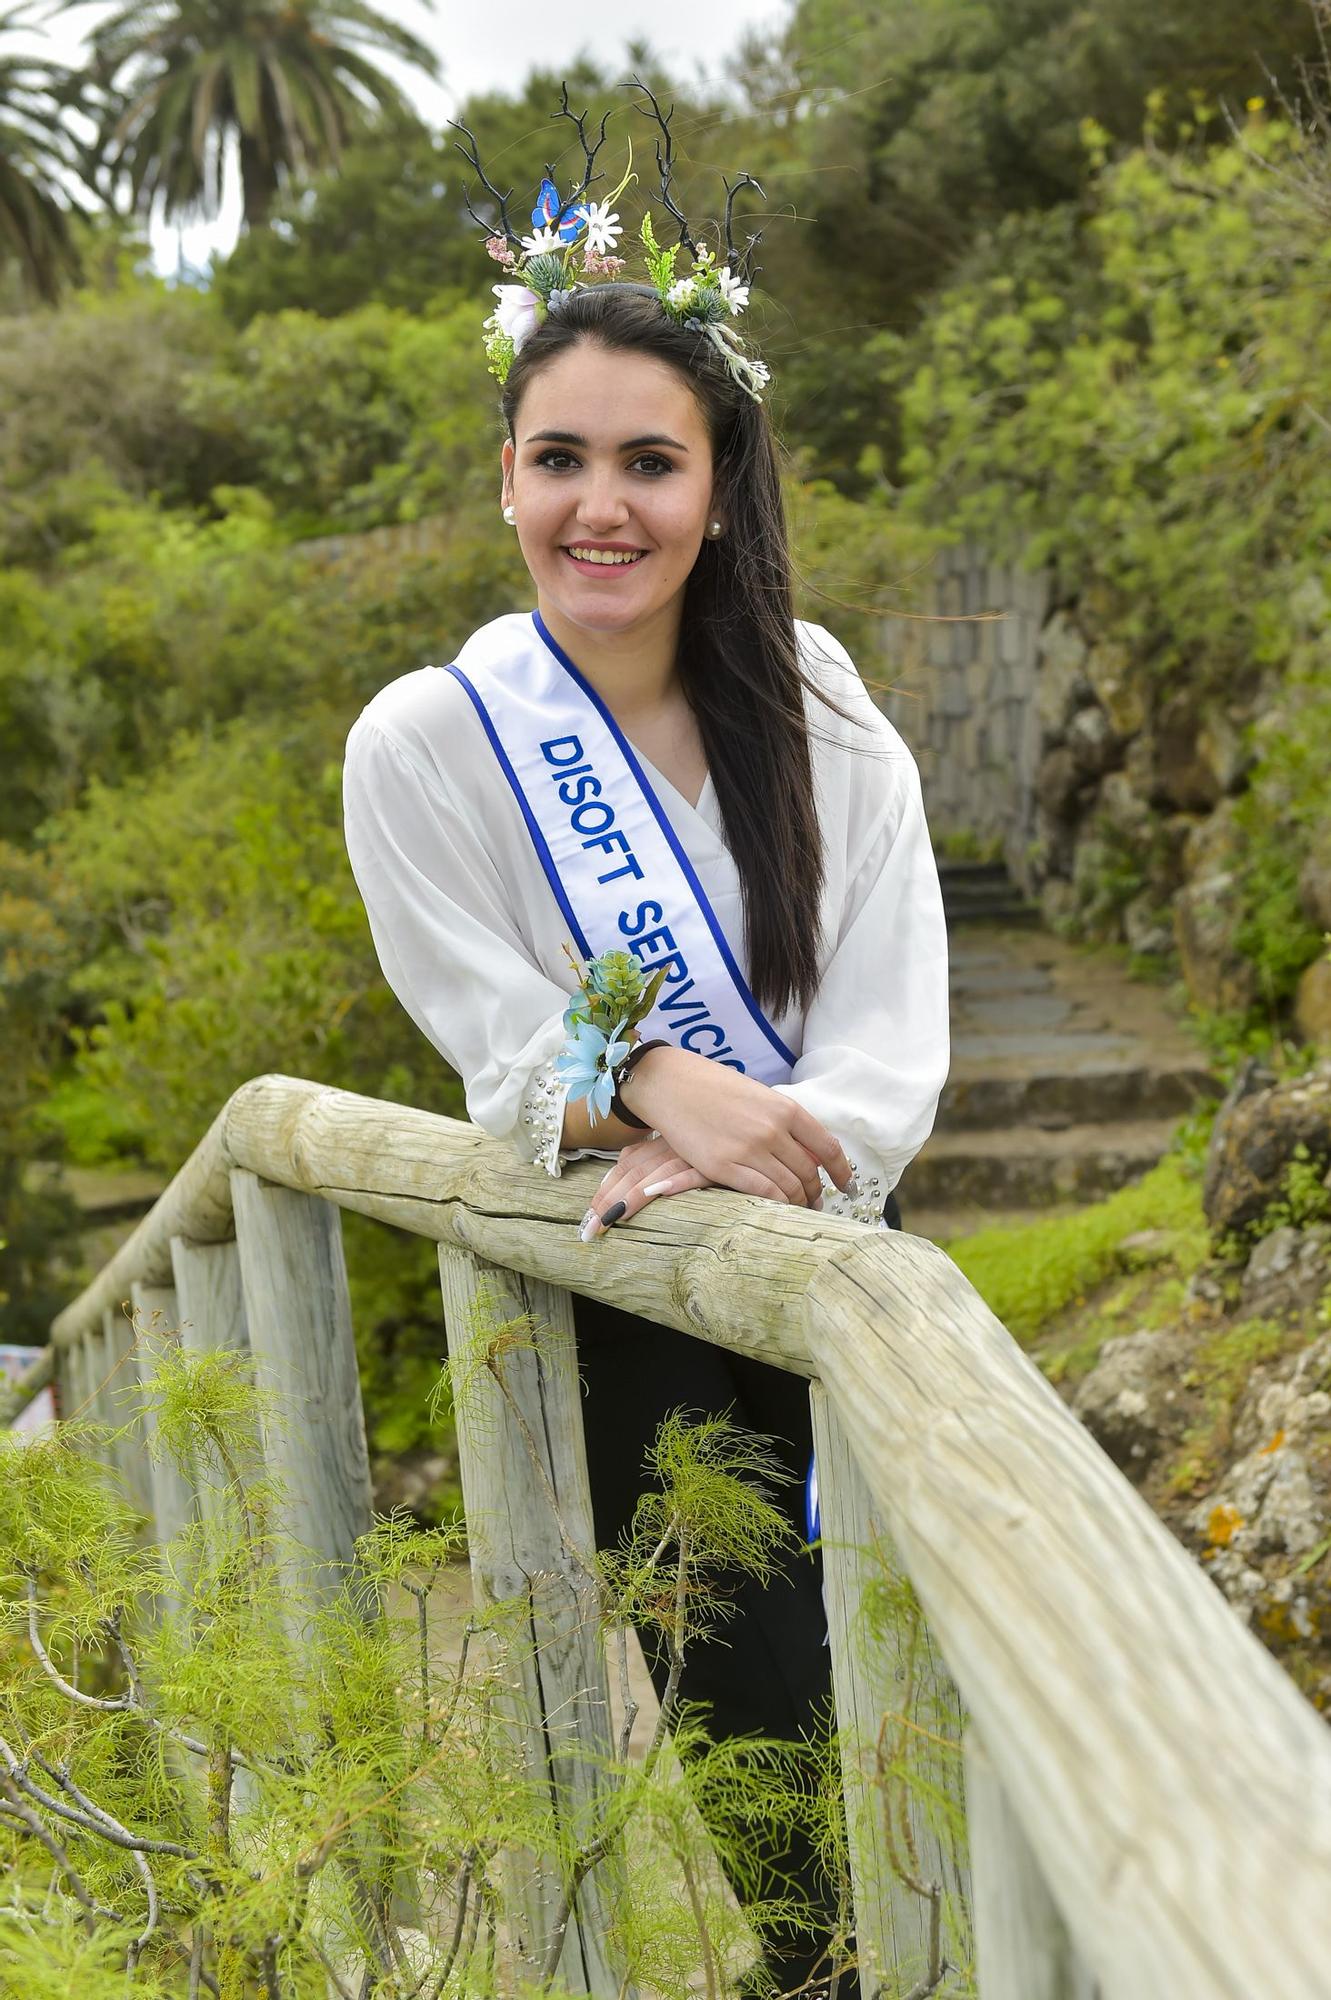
36,1072,1331,1999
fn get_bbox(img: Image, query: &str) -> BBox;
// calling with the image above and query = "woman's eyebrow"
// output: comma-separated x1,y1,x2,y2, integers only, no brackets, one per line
523,429,690,451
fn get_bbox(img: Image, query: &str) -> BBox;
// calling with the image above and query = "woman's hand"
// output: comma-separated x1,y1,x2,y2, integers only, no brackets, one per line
578,1132,720,1240
576,1044,855,1237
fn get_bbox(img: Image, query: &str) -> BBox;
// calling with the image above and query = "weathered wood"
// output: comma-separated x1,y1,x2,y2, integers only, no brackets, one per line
437,1246,627,1997
965,1730,1098,2000
80,1327,107,1451
98,1306,150,1519
62,1330,88,1424
52,1091,241,1350
169,1235,251,1528
805,1234,1331,2000
45,1073,1331,1998
808,1382,970,1997
128,1281,197,1551
53,1078,839,1372
230,1170,372,1600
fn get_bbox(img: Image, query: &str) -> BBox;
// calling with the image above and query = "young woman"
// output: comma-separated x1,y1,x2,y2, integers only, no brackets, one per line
342,260,950,1995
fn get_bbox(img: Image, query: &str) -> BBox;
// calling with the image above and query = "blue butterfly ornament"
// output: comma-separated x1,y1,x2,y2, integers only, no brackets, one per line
533,178,587,245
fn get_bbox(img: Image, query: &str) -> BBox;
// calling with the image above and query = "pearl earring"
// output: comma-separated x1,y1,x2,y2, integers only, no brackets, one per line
707,519,724,538
502,504,517,525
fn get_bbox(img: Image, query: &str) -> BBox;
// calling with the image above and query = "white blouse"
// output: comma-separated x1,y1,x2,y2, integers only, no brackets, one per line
341,613,950,1226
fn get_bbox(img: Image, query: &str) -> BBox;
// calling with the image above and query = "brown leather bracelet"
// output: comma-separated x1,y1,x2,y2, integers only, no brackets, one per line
610,1037,671,1130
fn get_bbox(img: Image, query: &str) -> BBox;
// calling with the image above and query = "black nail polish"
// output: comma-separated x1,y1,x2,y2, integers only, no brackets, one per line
602,1200,626,1226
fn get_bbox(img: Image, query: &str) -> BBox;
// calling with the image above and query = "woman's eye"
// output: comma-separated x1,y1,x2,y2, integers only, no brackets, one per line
532,450,673,475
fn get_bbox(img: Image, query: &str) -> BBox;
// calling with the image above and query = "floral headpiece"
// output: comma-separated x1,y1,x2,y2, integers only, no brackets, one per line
449,80,772,403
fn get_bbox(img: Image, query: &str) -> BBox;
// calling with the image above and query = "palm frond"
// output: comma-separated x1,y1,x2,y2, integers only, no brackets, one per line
88,0,436,227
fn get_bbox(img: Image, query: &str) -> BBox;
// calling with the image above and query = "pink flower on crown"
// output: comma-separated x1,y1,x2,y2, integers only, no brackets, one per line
491,284,541,352
582,249,626,276
485,235,518,267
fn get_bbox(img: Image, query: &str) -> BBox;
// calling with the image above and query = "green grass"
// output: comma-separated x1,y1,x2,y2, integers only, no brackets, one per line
940,1153,1208,1344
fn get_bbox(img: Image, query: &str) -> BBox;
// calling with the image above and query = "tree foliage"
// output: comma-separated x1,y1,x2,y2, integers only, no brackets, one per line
90,0,440,228
0,4,88,302
0,1315,898,1996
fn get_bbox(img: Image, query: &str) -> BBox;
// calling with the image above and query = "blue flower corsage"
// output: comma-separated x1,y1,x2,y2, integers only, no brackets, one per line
554,945,668,1126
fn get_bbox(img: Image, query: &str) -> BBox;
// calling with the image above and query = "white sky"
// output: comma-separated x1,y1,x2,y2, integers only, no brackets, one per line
25,0,790,277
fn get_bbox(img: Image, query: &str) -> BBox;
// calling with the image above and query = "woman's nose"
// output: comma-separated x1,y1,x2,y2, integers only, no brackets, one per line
576,478,631,528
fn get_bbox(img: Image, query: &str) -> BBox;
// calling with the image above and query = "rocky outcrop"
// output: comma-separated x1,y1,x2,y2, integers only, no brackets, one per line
1071,1329,1190,1471
1295,959,1331,1049
1066,1221,1331,1710
1202,1061,1331,1236
1020,592,1325,1033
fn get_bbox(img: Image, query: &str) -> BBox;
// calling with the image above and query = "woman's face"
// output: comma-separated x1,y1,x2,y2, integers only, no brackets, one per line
500,341,720,642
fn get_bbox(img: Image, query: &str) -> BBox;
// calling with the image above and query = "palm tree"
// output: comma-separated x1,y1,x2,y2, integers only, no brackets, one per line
0,4,86,301
90,0,440,230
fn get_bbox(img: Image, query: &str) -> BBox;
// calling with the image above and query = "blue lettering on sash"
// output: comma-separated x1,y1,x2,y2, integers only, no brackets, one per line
534,764,748,1073
540,733,643,886
616,903,742,1070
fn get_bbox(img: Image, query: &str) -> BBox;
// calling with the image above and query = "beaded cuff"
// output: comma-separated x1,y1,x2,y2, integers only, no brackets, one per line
821,1159,891,1229
517,1053,570,1178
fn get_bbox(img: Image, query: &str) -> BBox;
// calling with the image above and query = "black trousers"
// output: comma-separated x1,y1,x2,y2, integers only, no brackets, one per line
571,1190,901,1997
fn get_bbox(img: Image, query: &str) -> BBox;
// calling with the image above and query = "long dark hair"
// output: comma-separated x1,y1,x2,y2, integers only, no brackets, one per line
500,282,864,1021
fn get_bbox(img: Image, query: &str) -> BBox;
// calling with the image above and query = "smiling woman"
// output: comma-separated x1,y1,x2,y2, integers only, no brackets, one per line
341,118,949,1997
503,352,718,650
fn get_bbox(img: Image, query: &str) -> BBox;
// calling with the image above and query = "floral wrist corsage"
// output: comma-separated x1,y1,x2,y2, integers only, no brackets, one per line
554,945,668,1125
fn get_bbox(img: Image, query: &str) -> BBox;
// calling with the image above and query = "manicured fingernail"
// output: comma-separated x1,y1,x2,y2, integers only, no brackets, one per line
599,1168,613,1187
845,1176,861,1199
578,1208,602,1242
641,1181,670,1198
601,1200,626,1227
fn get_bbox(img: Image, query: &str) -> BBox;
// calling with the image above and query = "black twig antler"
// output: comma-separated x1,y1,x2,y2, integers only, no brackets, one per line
721,171,766,285
629,73,766,281
448,119,524,246
627,75,702,260
450,85,616,248
543,82,613,233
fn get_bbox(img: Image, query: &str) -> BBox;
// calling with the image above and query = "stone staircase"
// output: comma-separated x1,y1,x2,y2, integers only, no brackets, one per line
899,863,1217,1236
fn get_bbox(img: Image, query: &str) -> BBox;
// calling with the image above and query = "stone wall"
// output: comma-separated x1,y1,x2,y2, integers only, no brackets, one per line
871,542,1328,1038
873,539,1051,890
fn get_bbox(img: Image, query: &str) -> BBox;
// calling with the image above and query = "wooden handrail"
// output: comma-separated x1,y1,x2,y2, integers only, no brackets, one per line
45,1072,1331,1999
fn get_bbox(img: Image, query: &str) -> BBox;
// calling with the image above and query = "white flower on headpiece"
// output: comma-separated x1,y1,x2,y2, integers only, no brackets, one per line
717,268,750,315
520,224,565,256
490,284,541,353
575,200,622,256
667,277,698,308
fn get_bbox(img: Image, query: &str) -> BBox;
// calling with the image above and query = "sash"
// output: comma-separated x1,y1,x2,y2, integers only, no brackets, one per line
444,609,796,1082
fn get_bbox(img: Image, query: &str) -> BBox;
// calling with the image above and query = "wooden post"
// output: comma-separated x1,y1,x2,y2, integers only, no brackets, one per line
80,1326,108,1457
128,1281,197,1552
437,1247,627,1997
61,1334,87,1427
809,1382,972,1998
169,1235,251,1529
101,1306,153,1522
230,1170,373,1600
965,1729,1099,2000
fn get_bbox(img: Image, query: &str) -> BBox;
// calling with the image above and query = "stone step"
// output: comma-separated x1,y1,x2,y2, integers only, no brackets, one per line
900,1116,1183,1209
945,897,1042,926
937,862,1040,927
938,1060,1216,1132
936,861,1011,886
